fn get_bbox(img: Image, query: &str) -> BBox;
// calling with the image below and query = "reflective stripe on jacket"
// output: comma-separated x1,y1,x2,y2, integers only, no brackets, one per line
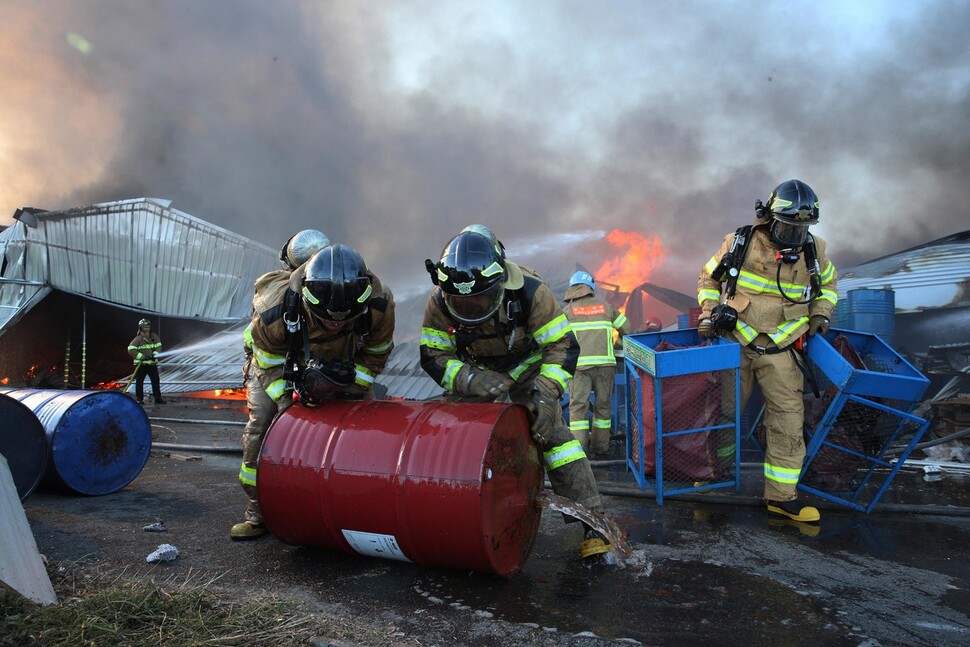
128,332,162,365
697,225,838,348
419,275,578,399
562,295,630,367
249,269,396,402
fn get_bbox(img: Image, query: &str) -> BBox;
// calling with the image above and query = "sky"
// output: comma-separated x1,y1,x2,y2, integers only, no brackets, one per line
1,0,968,312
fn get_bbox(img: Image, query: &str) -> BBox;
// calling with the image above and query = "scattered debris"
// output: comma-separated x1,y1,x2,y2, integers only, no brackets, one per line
168,453,202,462
146,544,179,563
143,521,167,533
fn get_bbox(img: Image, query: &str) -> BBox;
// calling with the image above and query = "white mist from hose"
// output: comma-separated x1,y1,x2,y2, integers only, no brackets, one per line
155,338,238,360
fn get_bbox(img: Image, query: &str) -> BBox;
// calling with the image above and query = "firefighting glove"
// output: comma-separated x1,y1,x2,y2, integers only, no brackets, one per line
527,392,560,445
808,315,830,337
276,392,296,412
462,370,514,398
697,318,717,339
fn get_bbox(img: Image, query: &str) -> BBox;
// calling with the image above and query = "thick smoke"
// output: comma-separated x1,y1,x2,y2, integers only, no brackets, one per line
1,0,968,313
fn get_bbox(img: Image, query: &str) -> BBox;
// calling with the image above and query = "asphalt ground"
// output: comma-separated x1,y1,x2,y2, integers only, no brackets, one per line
20,396,970,646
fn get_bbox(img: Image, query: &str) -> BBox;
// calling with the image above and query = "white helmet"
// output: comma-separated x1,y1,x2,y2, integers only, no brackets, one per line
280,229,330,269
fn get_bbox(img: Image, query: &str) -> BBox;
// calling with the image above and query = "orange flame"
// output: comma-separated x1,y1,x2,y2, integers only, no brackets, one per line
594,229,666,295
0,377,8,385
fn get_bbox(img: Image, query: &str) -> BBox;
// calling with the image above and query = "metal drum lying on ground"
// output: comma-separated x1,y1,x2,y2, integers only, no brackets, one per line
0,392,49,501
0,388,152,495
258,400,542,577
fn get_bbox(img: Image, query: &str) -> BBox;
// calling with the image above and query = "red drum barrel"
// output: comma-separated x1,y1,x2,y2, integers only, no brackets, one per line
257,400,542,577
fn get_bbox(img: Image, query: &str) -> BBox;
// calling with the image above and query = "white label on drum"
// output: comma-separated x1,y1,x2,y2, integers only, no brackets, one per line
341,529,412,562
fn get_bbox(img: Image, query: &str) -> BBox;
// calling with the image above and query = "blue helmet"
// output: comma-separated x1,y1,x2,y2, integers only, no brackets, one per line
569,271,595,290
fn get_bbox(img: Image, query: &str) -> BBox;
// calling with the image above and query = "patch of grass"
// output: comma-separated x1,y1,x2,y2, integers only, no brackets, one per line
0,564,373,647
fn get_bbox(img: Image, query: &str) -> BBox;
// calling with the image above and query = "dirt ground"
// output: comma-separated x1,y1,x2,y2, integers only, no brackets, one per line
18,397,970,646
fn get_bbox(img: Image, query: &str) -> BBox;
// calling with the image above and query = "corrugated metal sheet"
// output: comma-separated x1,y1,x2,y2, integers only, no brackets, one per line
155,327,444,401
837,230,970,313
0,221,52,331
3,198,277,324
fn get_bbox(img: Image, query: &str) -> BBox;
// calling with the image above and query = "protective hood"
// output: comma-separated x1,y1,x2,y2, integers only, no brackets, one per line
504,261,524,290
563,283,595,302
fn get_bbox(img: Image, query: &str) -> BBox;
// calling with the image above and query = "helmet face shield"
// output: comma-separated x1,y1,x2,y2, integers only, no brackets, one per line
434,231,509,326
302,279,371,321
770,219,810,248
301,244,372,322
442,280,505,326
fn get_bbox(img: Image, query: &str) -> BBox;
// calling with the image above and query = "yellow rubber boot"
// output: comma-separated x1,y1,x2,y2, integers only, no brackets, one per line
580,528,611,559
230,520,267,540
766,499,821,523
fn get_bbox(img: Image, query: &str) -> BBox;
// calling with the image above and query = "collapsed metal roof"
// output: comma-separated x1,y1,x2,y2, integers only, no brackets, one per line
837,230,970,313
0,198,277,334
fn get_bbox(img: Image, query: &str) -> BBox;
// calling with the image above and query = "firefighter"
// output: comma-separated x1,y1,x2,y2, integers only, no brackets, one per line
696,179,838,523
243,229,331,377
561,270,630,459
127,318,166,405
231,244,395,540
420,230,611,560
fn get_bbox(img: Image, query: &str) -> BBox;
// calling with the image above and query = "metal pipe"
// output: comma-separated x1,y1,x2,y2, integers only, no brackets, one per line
152,442,240,454
149,416,245,426
81,300,87,389
911,427,970,450
591,482,970,517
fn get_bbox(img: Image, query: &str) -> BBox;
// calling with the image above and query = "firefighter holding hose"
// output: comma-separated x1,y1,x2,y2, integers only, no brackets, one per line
696,179,838,523
232,244,395,540
127,318,166,405
420,229,612,560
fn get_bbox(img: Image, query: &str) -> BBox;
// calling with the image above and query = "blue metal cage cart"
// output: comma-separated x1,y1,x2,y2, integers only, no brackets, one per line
623,329,741,504
798,328,931,513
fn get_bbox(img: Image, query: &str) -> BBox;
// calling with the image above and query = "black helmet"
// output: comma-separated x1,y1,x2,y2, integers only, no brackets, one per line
460,224,506,259
138,318,151,328
435,231,508,326
301,244,372,321
766,179,819,247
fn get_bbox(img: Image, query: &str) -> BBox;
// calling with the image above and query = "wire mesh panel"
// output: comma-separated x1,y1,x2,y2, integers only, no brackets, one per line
623,330,741,504
799,328,931,512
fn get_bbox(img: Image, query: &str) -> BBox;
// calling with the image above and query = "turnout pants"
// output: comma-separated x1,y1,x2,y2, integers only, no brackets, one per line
134,363,161,402
239,365,278,524
740,340,805,502
568,365,615,455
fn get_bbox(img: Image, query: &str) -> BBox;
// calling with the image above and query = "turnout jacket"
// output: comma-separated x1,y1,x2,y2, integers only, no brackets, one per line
697,225,838,349
420,275,579,399
561,287,630,368
248,269,395,402
128,331,162,365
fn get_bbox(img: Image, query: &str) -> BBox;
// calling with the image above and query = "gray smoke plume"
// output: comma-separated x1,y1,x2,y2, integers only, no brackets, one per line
2,0,967,312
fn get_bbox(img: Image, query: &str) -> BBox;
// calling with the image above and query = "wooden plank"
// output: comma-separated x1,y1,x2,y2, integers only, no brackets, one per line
0,454,57,605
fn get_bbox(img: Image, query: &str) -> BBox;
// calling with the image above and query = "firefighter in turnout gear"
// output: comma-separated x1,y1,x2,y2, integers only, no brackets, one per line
562,270,630,459
697,179,838,523
420,230,611,560
243,229,331,381
232,244,395,540
127,318,166,405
